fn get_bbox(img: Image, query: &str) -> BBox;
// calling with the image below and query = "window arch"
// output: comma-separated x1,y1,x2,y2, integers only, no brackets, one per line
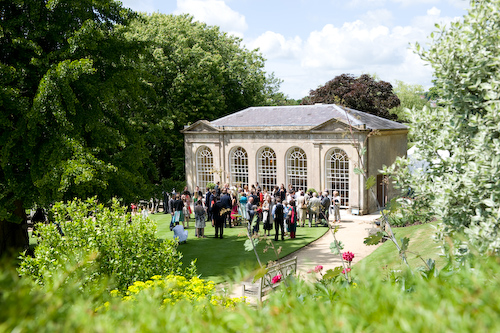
257,147,277,191
326,148,349,207
286,147,307,191
230,147,248,187
196,146,214,190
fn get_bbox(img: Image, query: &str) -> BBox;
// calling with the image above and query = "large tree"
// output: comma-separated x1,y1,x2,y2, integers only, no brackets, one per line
301,74,400,120
124,13,280,184
0,1,155,256
389,80,431,123
388,0,500,255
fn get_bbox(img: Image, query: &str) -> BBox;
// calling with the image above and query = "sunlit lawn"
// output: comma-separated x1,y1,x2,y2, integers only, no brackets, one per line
149,213,328,282
356,221,445,274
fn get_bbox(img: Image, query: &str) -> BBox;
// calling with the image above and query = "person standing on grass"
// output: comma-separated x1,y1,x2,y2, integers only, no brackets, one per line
307,192,321,227
194,200,206,238
262,195,273,236
272,197,286,241
239,192,248,221
286,200,298,238
297,191,307,227
211,196,225,239
246,196,256,233
220,188,232,228
173,194,185,228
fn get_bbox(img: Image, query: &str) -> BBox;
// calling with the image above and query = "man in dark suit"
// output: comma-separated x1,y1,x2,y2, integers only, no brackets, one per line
205,187,213,221
272,197,286,241
220,188,232,228
211,196,226,239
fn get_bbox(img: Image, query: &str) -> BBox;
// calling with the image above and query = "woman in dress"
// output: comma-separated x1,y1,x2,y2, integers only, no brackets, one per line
262,195,273,236
332,190,341,223
239,192,248,221
287,200,298,239
230,192,239,226
194,200,206,238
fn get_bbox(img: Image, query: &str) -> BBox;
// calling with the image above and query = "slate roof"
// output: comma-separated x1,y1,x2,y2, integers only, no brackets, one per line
209,104,407,131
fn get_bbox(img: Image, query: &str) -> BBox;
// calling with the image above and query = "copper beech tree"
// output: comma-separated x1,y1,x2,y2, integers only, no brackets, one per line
302,74,400,120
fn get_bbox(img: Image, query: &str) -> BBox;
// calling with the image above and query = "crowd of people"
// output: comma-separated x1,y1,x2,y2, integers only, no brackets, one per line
164,182,342,243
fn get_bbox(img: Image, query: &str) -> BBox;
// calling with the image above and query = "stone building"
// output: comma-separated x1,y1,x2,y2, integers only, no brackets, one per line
182,104,407,214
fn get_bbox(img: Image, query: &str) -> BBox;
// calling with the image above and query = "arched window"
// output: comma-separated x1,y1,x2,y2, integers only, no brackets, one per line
196,146,214,190
286,147,307,191
257,147,277,191
326,148,349,207
230,147,248,187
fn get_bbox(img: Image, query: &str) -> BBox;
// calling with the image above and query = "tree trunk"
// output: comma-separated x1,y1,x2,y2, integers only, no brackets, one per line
0,201,29,258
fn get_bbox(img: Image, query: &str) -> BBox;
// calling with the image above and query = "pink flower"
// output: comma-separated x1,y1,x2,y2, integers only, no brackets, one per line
342,267,351,274
271,274,282,284
314,265,323,273
342,251,355,262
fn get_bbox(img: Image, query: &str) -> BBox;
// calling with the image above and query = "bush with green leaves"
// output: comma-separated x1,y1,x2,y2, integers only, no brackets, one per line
386,0,500,256
384,197,433,227
18,197,195,290
4,253,500,332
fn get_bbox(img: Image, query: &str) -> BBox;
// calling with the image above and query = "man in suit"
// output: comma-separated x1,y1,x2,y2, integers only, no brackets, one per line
220,188,232,228
205,187,213,222
211,196,227,239
307,192,322,227
272,197,286,241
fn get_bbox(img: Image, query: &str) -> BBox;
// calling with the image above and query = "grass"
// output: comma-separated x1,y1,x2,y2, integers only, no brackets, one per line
357,221,446,273
149,213,328,282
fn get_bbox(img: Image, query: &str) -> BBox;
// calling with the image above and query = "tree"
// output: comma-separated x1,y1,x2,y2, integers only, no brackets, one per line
0,1,155,256
387,0,500,255
389,80,431,122
301,74,400,120
124,13,281,184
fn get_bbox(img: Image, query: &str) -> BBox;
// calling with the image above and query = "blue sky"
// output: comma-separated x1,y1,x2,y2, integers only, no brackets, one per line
120,0,469,99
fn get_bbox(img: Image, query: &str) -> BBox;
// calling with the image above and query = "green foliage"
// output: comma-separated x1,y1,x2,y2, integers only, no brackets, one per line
389,80,431,122
386,0,500,255
301,73,400,120
4,254,500,331
0,0,157,256
306,188,317,194
18,198,194,290
124,13,281,183
385,197,433,227
364,232,384,245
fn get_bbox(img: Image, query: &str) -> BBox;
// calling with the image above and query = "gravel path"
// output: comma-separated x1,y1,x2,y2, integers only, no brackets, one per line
282,210,382,277
227,210,381,298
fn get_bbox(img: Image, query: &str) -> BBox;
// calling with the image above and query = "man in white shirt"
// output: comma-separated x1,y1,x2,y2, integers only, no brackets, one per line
173,222,188,243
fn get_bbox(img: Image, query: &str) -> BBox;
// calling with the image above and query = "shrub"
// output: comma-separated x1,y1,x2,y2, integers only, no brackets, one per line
107,274,244,308
18,197,195,290
385,197,433,227
4,255,500,332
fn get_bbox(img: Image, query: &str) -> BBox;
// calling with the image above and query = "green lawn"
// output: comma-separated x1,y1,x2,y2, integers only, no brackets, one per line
149,213,327,282
356,221,445,273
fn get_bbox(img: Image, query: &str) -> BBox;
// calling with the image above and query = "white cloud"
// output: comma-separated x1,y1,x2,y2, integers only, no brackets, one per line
174,0,248,37
247,32,302,59
251,6,460,98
